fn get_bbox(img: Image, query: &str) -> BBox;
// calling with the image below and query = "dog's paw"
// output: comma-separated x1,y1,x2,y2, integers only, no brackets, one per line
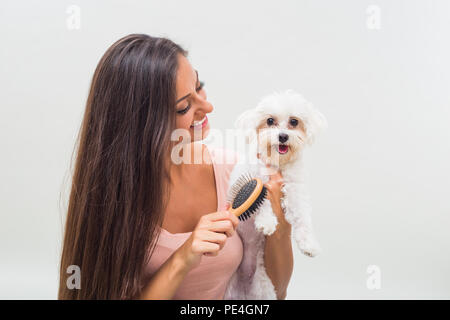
254,213,278,235
298,238,322,257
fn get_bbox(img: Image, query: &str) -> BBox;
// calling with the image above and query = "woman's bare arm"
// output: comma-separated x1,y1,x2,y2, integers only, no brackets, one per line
264,211,293,299
263,168,294,299
138,251,189,299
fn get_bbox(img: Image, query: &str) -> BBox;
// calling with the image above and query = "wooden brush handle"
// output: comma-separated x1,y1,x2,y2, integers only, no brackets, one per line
229,178,263,218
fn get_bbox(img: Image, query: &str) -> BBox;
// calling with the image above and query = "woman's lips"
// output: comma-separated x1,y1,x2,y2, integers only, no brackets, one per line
190,115,208,129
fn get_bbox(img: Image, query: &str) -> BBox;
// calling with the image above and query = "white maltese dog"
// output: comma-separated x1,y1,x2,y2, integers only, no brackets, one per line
224,89,327,299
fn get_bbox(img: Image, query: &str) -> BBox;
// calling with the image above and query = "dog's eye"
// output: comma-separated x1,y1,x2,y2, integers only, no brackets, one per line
290,118,298,127
267,118,275,126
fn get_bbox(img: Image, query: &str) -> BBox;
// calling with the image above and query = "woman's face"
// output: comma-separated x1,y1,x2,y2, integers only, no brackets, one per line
175,54,213,142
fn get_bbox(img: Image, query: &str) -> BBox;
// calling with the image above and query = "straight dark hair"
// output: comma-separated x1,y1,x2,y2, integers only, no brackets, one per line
58,34,188,299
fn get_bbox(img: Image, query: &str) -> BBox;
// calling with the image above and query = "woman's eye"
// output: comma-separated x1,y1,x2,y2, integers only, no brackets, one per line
176,81,205,115
177,104,191,115
290,118,298,126
267,118,275,126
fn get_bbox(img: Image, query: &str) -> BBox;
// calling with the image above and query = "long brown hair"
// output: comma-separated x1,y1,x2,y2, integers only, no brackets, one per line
58,34,188,299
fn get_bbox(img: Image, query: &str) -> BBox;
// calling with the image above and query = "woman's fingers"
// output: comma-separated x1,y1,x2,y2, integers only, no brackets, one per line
191,208,241,258
264,165,284,188
183,208,242,267
191,237,220,255
203,210,229,222
210,220,236,237
263,164,285,204
198,219,235,237
198,230,228,249
205,210,239,230
193,230,226,257
225,210,239,230
265,164,283,183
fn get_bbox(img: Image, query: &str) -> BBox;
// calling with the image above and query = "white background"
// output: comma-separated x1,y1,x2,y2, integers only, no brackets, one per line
1,0,449,299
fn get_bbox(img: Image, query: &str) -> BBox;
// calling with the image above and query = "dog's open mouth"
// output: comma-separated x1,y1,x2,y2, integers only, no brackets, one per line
277,144,289,154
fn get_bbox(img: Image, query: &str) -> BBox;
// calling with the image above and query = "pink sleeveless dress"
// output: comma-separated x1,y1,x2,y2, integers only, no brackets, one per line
143,144,243,299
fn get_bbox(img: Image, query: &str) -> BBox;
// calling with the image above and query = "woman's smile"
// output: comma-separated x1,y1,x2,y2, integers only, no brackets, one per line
190,115,208,129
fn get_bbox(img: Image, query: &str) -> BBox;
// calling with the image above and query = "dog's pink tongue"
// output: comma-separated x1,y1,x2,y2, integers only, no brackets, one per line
278,145,288,154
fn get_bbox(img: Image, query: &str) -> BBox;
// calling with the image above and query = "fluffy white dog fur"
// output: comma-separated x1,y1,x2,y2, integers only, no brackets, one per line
223,89,327,299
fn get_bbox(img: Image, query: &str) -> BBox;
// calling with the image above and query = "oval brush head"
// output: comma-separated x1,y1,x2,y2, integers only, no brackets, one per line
227,172,267,221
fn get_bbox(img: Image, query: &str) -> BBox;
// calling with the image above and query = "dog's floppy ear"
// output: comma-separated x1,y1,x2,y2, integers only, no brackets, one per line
234,107,260,144
304,101,328,146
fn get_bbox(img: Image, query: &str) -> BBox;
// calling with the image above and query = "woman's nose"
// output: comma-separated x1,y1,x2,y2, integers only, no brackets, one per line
197,90,213,113
204,100,213,113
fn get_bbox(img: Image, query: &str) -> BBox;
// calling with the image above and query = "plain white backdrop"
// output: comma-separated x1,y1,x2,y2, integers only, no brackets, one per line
1,0,449,299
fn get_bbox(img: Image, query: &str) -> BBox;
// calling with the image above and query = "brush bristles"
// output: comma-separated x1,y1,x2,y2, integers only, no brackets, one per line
226,172,254,204
226,171,267,221
238,186,267,221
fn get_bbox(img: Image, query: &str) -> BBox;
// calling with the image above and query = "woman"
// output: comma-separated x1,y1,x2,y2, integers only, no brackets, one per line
58,34,293,300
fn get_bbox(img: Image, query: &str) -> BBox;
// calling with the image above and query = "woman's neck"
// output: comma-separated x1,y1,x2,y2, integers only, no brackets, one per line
169,142,210,183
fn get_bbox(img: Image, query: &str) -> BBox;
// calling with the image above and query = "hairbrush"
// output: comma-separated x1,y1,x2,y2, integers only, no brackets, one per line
226,172,267,221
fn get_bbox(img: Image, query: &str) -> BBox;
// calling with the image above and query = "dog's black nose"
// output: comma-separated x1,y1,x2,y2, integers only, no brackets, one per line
279,133,289,143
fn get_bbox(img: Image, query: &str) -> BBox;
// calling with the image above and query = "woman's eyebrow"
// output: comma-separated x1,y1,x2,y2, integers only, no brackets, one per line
176,70,199,103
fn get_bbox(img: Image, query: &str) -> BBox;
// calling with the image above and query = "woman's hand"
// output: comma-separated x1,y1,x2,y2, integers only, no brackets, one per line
175,208,239,273
263,165,288,225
